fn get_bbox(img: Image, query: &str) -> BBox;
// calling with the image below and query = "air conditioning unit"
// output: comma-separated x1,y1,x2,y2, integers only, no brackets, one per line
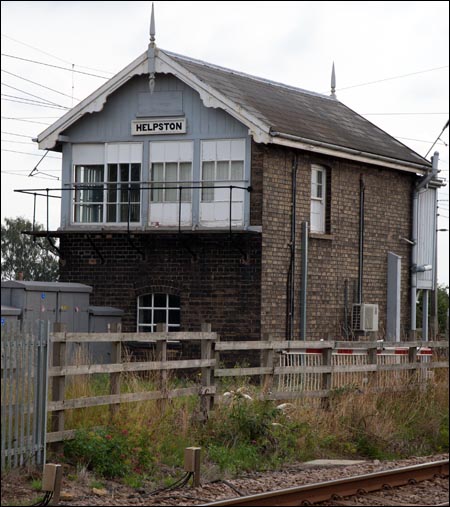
352,303,379,332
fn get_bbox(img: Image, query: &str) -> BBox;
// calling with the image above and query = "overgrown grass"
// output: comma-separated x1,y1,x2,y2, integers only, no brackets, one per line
58,370,449,486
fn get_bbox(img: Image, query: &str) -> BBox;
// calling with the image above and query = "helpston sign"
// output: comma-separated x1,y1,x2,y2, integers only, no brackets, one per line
131,117,186,135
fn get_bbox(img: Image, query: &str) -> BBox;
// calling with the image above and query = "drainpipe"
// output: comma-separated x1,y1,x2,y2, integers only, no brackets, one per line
288,155,298,340
300,221,309,340
358,176,365,305
410,152,439,339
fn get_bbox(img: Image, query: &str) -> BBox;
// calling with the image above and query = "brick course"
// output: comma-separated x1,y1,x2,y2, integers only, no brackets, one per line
59,143,415,343
59,234,262,341
260,145,414,341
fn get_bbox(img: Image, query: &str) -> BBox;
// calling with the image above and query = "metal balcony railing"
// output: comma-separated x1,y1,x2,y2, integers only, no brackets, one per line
15,181,253,237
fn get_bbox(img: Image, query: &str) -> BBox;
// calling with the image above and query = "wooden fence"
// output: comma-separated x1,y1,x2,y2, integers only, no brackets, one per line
47,323,215,444
214,339,449,400
3,321,449,453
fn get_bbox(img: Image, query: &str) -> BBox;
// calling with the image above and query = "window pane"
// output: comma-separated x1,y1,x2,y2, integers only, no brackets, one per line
140,294,152,307
164,163,178,202
130,204,140,222
169,295,180,307
139,309,152,324
166,163,177,181
107,204,116,222
131,163,140,181
154,294,166,307
108,164,117,182
316,170,323,185
165,184,177,202
151,163,164,202
231,161,243,181
120,184,129,204
153,309,166,324
168,310,180,325
107,184,116,203
202,161,214,181
152,163,164,181
179,162,191,181
217,161,229,180
178,163,191,202
202,162,215,201
120,204,129,222
120,164,129,182
129,183,140,202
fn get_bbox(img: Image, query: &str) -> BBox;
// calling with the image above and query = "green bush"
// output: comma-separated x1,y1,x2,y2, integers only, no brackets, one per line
63,426,154,478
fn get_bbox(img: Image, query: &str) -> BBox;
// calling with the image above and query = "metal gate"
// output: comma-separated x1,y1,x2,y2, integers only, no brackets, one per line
1,320,49,468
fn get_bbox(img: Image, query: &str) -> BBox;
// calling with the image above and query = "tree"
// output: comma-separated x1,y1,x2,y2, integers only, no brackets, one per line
1,217,59,281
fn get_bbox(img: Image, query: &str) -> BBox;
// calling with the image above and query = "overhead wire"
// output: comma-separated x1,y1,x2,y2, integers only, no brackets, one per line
1,148,61,159
425,120,450,158
1,53,110,79
1,117,51,125
1,80,74,105
1,69,81,101
336,64,449,92
1,33,115,76
1,139,35,145
1,131,35,138
363,112,448,116
1,95,68,109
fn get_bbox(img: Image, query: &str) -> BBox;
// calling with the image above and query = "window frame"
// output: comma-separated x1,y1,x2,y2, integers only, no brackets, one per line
310,164,327,234
71,143,143,225
200,139,246,203
137,293,181,332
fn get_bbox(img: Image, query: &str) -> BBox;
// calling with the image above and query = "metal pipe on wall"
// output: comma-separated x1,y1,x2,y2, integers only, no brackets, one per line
422,289,429,341
290,155,298,339
300,221,309,340
358,176,365,305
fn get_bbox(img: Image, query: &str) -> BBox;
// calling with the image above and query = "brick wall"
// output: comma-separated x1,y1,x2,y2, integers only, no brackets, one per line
260,145,414,341
59,234,261,342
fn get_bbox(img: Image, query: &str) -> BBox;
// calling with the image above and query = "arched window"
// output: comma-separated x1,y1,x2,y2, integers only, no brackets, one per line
137,293,180,332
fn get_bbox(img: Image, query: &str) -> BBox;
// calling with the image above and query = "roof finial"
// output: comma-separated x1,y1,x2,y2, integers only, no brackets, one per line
330,62,336,99
150,2,156,47
148,2,156,93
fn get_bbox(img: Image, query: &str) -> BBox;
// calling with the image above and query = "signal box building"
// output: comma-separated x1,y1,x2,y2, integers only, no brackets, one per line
30,23,442,343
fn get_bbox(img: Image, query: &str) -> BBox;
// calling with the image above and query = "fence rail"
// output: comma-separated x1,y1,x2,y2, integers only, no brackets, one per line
2,322,449,464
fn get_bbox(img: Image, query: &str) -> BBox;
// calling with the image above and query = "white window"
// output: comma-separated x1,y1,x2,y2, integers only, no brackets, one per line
149,141,193,226
310,165,326,233
137,293,180,332
72,143,142,224
200,139,246,227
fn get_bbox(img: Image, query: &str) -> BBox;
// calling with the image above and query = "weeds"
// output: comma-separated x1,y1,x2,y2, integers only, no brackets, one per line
57,373,448,483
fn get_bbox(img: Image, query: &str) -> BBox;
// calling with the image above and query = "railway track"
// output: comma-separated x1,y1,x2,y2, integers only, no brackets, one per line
201,459,449,506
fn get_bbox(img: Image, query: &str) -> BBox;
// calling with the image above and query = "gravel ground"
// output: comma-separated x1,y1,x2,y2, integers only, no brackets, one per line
2,453,448,506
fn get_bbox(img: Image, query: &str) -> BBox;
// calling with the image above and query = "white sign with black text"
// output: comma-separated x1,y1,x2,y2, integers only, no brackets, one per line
131,118,186,135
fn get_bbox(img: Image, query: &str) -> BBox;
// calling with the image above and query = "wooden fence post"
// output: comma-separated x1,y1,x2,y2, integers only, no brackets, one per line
156,323,168,412
260,333,274,394
109,323,122,418
200,323,214,417
51,323,66,451
408,342,418,384
367,344,378,387
321,345,332,408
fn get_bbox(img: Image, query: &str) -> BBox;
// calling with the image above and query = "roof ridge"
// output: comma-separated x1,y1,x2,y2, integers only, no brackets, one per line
162,49,335,101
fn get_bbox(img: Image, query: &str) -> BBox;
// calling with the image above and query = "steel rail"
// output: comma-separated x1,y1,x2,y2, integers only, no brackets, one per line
201,459,449,506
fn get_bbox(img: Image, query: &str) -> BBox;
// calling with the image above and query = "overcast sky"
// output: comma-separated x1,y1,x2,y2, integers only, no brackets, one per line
1,1,449,284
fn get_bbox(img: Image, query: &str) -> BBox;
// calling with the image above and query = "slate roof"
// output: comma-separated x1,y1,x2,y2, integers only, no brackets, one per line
168,51,431,168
